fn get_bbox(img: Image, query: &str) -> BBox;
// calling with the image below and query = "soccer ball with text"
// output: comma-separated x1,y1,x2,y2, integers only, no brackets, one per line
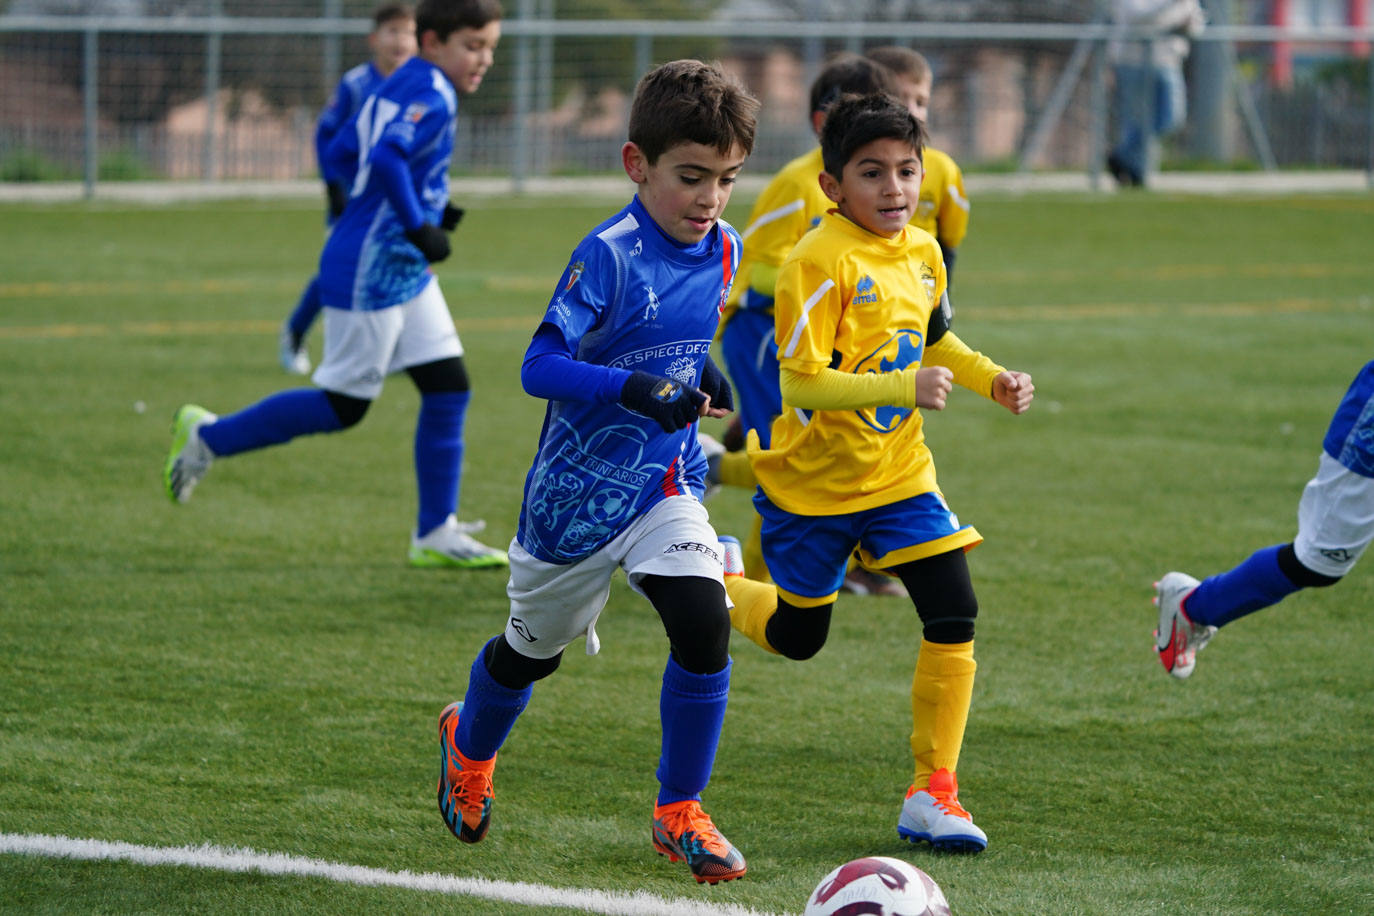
803,855,951,916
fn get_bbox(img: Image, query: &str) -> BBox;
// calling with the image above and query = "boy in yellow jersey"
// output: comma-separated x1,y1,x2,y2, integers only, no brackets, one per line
724,92,1033,853
709,54,897,587
864,46,969,283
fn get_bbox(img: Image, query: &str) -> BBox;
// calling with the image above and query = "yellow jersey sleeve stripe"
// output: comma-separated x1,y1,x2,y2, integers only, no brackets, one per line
741,198,806,241
780,278,835,360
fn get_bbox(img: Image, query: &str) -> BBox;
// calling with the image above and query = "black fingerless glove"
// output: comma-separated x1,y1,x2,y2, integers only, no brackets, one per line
619,370,706,433
404,223,451,263
698,355,733,412
440,203,465,231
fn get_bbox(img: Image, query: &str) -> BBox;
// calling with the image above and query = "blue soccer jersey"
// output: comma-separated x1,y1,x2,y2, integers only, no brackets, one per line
516,196,741,564
1323,360,1374,478
317,56,457,311
315,61,384,187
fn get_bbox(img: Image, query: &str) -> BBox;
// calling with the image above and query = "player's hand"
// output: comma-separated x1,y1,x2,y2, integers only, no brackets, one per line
915,366,954,410
992,370,1034,415
404,223,451,263
619,370,707,433
698,357,734,413
441,203,465,231
326,182,348,220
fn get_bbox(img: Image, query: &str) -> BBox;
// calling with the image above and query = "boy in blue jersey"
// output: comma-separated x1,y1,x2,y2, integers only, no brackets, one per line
434,60,759,886
726,93,1034,854
165,0,507,570
280,3,416,375
1155,361,1374,678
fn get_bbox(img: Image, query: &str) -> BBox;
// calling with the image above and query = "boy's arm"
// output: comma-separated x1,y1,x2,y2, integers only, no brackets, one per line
737,167,824,306
780,363,921,410
522,323,630,404
370,99,449,260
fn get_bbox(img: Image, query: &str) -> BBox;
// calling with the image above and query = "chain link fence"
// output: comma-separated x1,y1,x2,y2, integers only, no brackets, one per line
1,0,1371,192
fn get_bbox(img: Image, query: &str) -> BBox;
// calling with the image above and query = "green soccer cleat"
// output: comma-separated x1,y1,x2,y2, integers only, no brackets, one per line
409,515,509,569
164,404,217,504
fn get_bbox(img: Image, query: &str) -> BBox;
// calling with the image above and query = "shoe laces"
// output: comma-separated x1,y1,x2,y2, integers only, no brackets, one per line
657,801,728,854
453,518,487,535
912,769,971,820
447,764,493,816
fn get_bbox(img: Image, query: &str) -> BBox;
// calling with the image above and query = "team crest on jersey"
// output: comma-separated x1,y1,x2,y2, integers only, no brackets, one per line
853,328,926,433
666,357,696,386
563,260,584,291
643,286,661,321
919,262,937,304
403,102,428,123
852,275,878,305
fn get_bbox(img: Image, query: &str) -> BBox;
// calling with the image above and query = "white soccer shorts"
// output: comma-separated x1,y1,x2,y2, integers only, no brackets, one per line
502,496,728,660
1293,451,1374,578
313,277,464,400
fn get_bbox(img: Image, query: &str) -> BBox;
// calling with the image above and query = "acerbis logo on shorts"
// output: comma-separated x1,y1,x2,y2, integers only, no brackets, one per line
663,541,720,563
509,617,537,643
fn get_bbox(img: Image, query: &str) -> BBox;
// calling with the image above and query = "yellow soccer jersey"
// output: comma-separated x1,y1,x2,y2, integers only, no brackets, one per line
750,211,1003,517
911,146,969,249
724,146,832,319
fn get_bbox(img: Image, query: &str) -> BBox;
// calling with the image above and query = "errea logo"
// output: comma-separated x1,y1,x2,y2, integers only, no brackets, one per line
853,274,878,305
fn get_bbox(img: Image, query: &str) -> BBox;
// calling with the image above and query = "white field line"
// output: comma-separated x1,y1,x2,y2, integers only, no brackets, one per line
0,833,790,916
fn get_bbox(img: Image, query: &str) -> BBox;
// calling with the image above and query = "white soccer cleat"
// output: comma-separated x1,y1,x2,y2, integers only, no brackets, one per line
279,325,311,376
409,514,509,569
164,404,217,504
1153,571,1216,679
898,768,987,853
697,432,725,500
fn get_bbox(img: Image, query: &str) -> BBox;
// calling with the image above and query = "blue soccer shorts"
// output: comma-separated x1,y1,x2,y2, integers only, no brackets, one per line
754,489,982,606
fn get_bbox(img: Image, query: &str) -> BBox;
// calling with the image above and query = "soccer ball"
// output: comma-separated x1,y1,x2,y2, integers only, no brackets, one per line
803,856,951,916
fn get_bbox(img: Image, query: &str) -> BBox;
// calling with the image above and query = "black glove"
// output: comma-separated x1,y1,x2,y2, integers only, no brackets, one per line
698,355,733,412
440,203,465,231
325,181,348,220
404,223,451,263
619,370,706,433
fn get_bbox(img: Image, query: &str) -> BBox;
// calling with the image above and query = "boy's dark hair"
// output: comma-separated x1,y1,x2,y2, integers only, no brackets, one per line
865,45,931,84
820,92,925,180
372,3,415,28
628,59,760,164
415,0,501,43
809,53,899,116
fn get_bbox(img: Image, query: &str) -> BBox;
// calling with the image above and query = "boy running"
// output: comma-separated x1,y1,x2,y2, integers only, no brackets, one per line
280,3,416,375
725,92,1034,853
165,0,506,570
434,60,758,885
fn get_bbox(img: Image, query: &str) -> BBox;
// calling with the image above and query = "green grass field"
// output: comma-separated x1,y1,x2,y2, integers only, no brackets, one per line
2,188,1373,915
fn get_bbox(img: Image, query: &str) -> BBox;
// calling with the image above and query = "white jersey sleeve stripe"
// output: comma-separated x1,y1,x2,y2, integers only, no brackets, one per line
781,278,835,360
741,198,805,241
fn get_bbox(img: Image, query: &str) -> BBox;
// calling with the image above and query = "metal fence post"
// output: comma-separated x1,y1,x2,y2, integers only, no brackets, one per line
204,1,223,182
82,26,98,199
323,0,342,96
511,0,533,193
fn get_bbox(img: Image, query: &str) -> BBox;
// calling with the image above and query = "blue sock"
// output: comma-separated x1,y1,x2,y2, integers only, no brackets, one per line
286,275,323,343
655,655,731,806
454,638,531,761
1184,544,1302,628
199,388,343,457
414,390,469,536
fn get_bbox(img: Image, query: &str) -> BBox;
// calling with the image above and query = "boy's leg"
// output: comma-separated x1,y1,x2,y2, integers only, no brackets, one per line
438,635,541,844
390,280,506,568
439,541,615,844
622,500,745,884
163,390,362,504
891,548,985,853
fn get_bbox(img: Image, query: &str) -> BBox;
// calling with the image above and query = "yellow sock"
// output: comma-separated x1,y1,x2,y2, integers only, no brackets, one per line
909,639,976,789
718,450,757,489
724,575,780,654
743,512,770,582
